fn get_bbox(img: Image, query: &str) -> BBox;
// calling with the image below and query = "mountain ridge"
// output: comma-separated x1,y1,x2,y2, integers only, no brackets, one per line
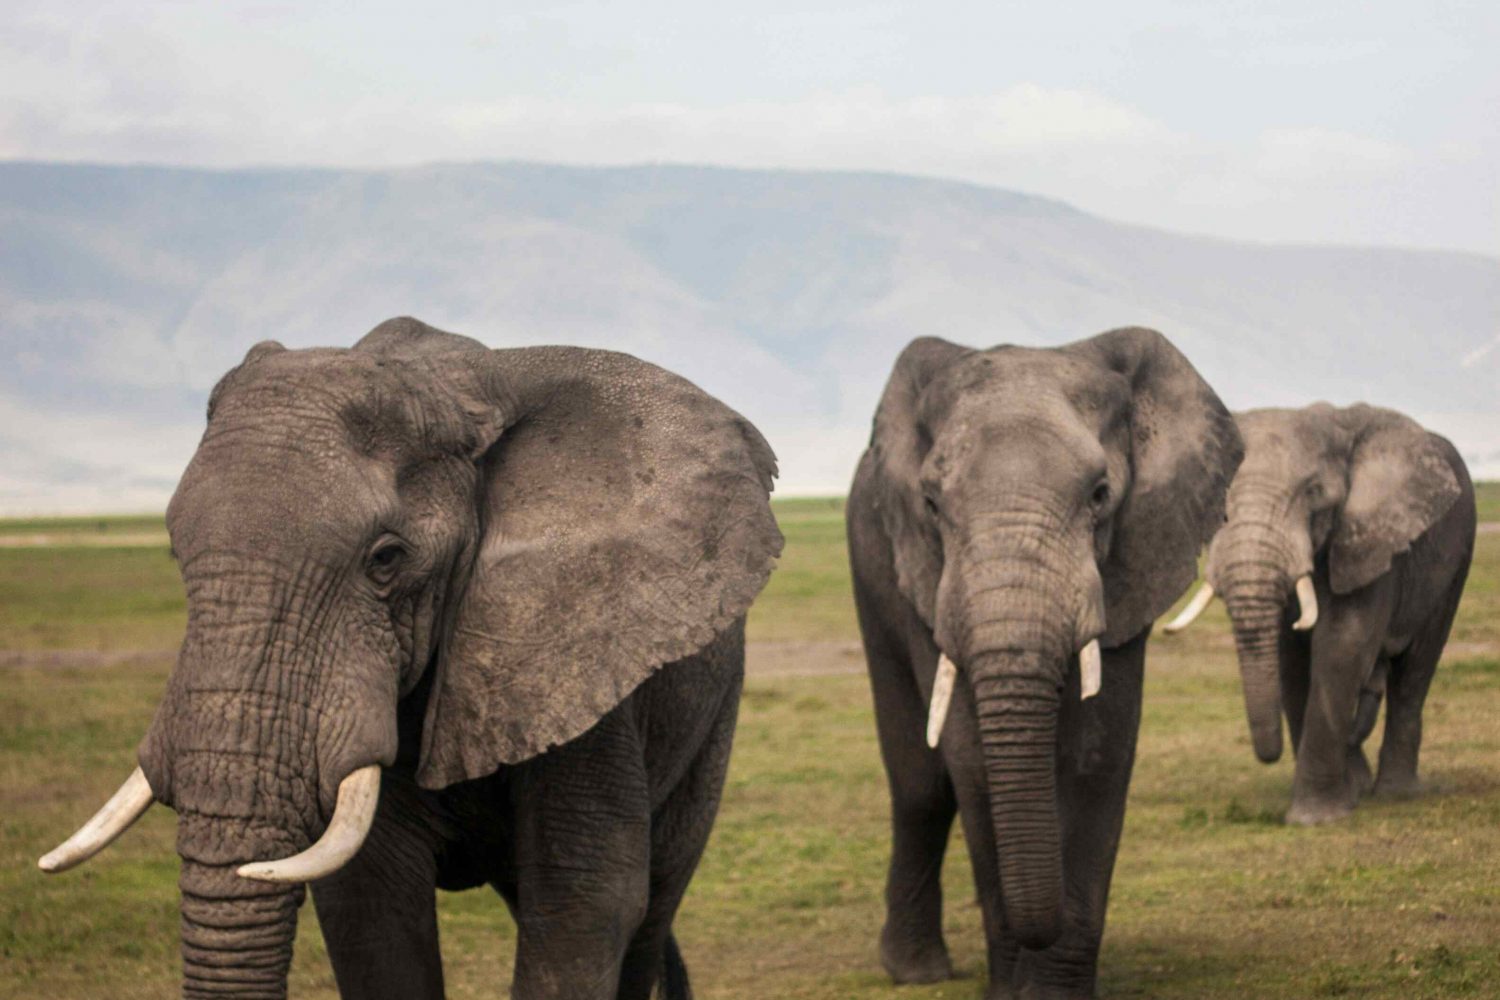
2,159,1496,512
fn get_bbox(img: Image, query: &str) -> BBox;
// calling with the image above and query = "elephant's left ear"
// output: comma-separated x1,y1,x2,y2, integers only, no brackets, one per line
366,326,783,789
1065,328,1244,646
1327,405,1461,595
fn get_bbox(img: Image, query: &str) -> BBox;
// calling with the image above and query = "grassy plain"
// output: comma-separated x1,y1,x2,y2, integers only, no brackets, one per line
2,495,1499,998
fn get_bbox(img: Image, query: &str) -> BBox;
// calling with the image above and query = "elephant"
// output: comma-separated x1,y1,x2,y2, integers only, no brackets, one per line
847,327,1242,999
1162,403,1475,825
38,317,783,1000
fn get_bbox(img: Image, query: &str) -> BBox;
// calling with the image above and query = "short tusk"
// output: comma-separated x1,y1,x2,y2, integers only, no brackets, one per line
39,767,155,873
1162,583,1215,634
1079,640,1102,700
926,654,958,748
1292,575,1318,631
237,765,382,883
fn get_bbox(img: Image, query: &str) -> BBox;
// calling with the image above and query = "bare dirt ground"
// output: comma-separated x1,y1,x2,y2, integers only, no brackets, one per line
746,640,866,677
0,532,170,548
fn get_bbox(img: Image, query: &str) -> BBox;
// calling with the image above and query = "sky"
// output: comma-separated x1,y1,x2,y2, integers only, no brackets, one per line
3,0,1497,256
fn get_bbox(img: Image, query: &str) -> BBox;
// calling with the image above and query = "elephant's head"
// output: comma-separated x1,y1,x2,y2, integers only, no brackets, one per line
868,327,1241,948
39,318,782,998
1169,404,1460,763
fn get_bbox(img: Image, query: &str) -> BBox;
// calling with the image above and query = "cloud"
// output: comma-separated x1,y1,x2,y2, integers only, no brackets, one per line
2,2,1492,258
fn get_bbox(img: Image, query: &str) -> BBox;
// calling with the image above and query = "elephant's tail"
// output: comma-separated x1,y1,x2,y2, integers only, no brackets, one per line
658,931,693,1000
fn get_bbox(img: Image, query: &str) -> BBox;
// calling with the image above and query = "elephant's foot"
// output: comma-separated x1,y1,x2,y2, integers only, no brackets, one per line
1373,771,1422,799
879,926,953,984
1347,749,1375,796
1285,794,1355,826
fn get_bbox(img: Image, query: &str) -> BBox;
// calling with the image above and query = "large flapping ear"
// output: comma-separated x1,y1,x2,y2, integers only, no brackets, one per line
867,337,973,626
1064,328,1244,646
1327,405,1461,594
358,319,783,788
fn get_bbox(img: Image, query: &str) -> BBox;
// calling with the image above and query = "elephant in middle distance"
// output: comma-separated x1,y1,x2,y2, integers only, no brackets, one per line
848,327,1242,999
1165,403,1475,824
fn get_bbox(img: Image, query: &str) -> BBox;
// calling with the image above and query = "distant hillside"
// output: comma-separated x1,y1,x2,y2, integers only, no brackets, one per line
2,160,1496,511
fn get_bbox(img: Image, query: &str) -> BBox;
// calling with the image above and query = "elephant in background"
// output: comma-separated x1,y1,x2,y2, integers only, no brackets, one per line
1165,403,1474,825
848,328,1242,999
39,317,783,1000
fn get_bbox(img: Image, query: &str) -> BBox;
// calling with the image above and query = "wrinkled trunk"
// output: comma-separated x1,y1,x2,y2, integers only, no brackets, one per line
1213,520,1294,763
971,659,1063,949
171,750,315,1000
950,519,1077,951
179,857,302,999
1227,597,1285,762
146,611,327,999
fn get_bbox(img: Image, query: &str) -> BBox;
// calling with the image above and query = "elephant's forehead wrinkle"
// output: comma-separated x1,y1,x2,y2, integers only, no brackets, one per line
171,433,398,563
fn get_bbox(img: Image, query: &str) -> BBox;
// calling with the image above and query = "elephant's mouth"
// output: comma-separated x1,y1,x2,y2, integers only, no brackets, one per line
38,763,383,883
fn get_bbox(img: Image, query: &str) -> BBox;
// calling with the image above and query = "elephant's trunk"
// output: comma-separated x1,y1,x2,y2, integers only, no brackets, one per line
1227,598,1285,763
971,659,1064,949
179,855,302,999
1213,515,1297,763
947,511,1087,951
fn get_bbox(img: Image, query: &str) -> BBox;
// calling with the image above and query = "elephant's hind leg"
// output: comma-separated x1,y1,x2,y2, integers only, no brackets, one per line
616,674,742,1000
1377,585,1463,798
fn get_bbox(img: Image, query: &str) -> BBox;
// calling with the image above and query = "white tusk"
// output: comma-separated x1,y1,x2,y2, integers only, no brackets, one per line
926,655,958,748
1292,575,1319,631
39,767,155,873
237,765,382,883
1162,583,1215,634
1079,640,1102,700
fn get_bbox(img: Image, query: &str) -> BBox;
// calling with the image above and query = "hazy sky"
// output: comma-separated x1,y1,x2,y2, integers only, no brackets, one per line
3,0,1497,254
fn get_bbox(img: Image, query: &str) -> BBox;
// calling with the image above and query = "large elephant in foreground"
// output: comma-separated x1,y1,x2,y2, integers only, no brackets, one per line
1164,404,1474,825
848,328,1242,999
39,318,783,1000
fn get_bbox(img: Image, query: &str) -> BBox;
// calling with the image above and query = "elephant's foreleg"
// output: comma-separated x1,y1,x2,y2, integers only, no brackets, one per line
617,674,741,1000
1011,632,1146,1000
1347,657,1389,795
867,634,958,985
1290,588,1393,825
312,770,445,1000
1277,627,1312,755
938,673,1017,998
511,706,651,1000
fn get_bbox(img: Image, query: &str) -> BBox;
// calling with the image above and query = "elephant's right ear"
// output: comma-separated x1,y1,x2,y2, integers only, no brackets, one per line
1328,405,1462,594
359,319,783,788
867,337,973,625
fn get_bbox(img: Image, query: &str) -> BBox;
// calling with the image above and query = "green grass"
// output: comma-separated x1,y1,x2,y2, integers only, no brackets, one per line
0,514,165,537
2,497,1499,997
1475,481,1500,525
0,547,185,651
748,497,858,644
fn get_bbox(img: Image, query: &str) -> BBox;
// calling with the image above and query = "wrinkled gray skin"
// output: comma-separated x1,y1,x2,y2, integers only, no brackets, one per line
1203,404,1474,825
848,329,1242,1000
121,318,782,999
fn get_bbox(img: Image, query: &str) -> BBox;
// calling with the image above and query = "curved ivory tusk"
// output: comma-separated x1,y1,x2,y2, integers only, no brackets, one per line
926,655,958,748
237,765,382,883
1162,583,1215,635
1292,575,1319,631
39,767,155,873
1079,640,1102,700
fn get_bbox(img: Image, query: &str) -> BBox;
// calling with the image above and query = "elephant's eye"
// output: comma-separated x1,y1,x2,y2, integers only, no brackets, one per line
1090,480,1111,510
923,493,940,518
367,539,407,588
